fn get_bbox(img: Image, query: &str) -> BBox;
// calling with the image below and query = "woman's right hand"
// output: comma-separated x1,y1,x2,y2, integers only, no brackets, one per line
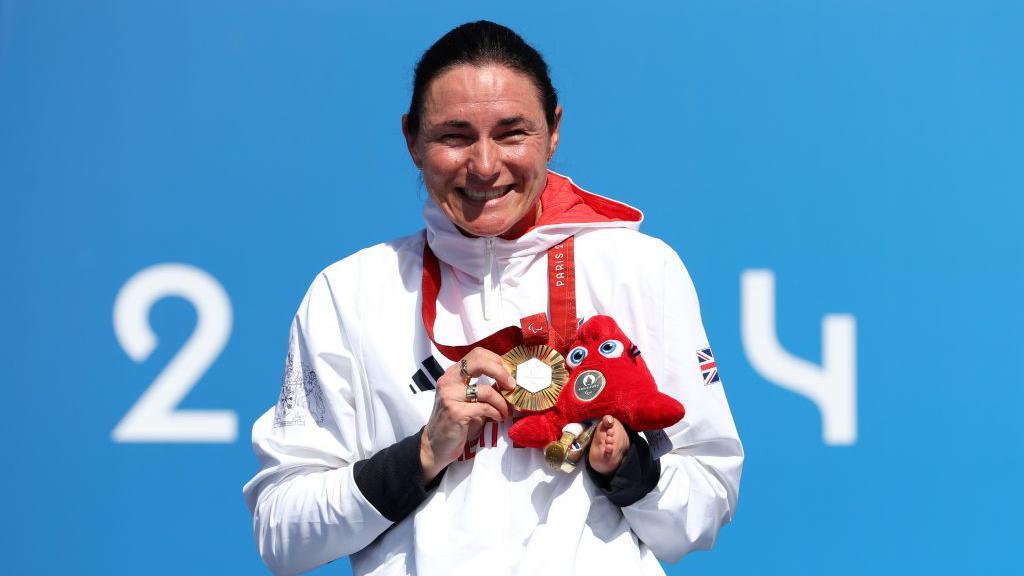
420,347,516,483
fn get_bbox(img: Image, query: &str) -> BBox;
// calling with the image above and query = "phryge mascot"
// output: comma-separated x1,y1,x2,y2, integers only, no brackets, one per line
508,315,686,470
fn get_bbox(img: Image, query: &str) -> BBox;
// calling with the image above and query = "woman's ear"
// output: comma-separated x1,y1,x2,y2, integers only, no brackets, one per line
547,105,563,161
402,114,422,169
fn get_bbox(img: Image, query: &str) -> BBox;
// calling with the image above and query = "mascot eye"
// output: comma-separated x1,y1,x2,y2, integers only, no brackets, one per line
566,346,588,367
598,340,624,358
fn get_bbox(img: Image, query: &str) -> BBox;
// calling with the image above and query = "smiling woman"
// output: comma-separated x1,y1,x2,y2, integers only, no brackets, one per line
243,20,743,576
404,63,560,239
402,24,562,240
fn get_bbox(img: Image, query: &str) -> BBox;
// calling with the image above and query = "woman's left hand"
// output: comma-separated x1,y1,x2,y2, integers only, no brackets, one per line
588,415,630,476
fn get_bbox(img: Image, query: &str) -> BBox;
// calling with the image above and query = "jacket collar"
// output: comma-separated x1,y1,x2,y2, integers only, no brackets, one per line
424,171,643,278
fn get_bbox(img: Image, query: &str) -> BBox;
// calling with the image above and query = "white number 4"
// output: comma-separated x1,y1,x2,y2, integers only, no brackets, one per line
112,263,237,443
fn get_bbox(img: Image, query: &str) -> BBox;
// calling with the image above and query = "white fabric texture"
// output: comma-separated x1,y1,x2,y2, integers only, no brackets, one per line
243,175,744,576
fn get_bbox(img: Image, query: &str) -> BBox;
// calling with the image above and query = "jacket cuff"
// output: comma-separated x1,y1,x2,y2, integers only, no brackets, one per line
585,427,661,508
352,427,444,522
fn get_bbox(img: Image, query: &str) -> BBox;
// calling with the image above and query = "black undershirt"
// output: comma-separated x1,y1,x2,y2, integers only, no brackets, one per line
353,426,660,523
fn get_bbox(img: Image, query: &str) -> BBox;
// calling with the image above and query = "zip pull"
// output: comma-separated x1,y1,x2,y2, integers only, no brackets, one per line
483,237,495,321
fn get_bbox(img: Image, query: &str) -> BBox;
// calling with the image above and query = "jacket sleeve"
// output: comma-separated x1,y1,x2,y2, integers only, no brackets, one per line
619,243,744,563
242,273,393,576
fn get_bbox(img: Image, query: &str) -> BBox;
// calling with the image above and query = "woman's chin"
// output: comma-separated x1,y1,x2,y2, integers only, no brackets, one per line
456,219,515,238
445,194,540,239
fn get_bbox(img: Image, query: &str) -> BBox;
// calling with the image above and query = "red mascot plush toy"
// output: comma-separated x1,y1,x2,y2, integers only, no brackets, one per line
508,315,685,466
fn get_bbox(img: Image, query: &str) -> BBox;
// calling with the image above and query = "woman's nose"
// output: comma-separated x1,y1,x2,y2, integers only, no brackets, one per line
467,138,500,181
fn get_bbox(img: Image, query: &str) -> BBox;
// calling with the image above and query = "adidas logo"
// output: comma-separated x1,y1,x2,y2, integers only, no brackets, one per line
409,356,444,394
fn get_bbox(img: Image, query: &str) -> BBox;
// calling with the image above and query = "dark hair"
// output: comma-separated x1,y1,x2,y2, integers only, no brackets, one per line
406,21,558,137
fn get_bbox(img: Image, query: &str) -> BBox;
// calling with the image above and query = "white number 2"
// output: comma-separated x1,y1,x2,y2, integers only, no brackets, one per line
112,263,237,443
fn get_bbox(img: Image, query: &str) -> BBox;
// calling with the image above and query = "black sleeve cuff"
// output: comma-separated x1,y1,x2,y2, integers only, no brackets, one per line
585,427,661,508
352,427,444,523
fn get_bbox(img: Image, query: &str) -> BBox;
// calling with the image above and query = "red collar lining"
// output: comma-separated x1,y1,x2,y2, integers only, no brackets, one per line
510,173,641,238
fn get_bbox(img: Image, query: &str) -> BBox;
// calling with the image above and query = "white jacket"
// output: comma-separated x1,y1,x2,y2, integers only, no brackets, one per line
243,174,744,576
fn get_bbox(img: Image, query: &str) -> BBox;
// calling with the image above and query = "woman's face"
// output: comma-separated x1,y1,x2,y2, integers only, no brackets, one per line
404,64,562,238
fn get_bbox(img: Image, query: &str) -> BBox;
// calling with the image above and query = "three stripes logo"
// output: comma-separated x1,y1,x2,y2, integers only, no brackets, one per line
410,356,445,394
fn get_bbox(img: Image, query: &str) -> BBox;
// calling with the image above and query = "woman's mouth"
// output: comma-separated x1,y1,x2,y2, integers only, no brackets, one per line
457,185,515,202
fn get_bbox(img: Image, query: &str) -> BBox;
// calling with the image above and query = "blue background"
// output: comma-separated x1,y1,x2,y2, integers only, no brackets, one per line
2,1,1021,573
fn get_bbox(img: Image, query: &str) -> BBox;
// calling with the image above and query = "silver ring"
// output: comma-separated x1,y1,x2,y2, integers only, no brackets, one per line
465,383,479,403
459,358,471,383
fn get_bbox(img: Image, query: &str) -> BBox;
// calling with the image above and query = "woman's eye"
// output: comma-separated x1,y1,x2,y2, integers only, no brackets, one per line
566,346,588,367
499,130,527,141
598,340,623,358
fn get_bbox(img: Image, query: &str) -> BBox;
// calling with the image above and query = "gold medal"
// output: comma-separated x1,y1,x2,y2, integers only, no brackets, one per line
501,344,568,412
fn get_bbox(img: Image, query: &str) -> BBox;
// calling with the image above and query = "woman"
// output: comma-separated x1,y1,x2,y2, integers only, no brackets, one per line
244,21,743,576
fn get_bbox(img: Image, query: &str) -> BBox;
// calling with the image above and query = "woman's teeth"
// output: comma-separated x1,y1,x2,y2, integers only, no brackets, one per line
460,185,512,201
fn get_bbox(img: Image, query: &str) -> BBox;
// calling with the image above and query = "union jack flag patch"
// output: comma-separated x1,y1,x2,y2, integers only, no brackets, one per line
697,347,720,386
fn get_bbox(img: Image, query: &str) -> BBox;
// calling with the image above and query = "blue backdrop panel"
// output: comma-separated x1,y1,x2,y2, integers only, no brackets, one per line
1,1,1021,574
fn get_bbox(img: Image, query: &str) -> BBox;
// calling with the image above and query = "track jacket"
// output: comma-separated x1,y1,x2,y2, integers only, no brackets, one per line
243,172,744,576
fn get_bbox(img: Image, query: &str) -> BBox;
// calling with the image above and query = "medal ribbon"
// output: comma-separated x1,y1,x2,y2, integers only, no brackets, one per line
421,235,577,361
546,239,577,353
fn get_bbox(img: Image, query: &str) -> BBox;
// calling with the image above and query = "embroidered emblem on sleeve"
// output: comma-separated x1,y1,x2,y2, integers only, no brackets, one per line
273,351,327,428
697,347,721,386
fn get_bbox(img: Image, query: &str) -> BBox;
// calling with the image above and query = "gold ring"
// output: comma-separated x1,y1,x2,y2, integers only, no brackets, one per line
465,383,479,403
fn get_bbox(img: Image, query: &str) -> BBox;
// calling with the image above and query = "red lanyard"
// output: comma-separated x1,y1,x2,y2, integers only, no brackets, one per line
421,235,578,361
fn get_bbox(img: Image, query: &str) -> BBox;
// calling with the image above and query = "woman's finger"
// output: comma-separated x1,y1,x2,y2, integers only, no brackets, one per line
471,404,503,423
463,348,517,392
435,349,514,393
451,399,503,425
467,382,510,422
448,381,509,422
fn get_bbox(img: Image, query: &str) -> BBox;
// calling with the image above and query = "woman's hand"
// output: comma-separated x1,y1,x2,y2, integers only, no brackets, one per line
420,347,516,483
588,415,631,476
